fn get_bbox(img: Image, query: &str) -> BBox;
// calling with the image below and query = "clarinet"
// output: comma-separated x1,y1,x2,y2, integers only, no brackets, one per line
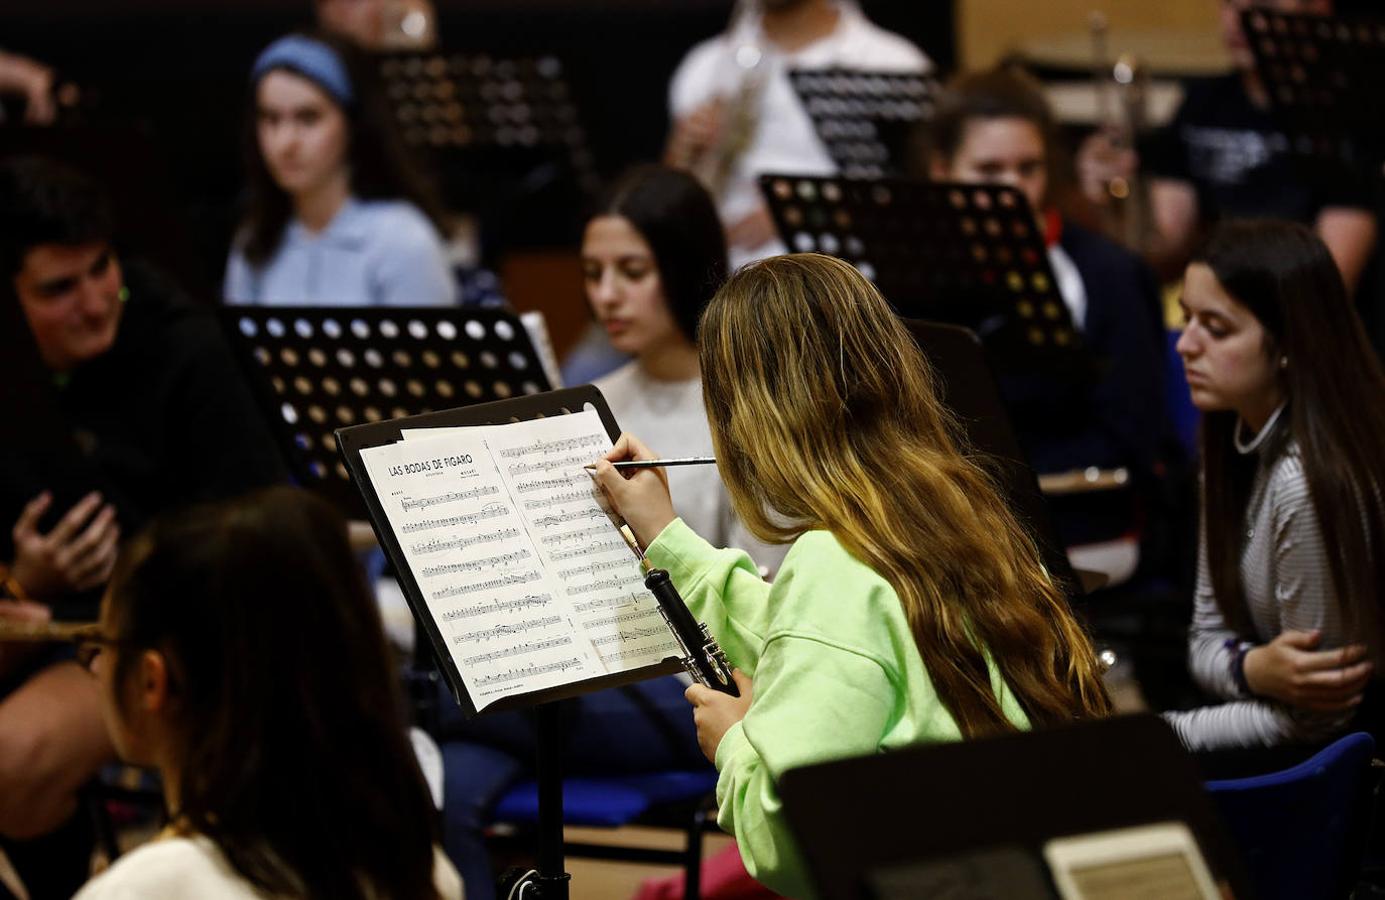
618,525,739,696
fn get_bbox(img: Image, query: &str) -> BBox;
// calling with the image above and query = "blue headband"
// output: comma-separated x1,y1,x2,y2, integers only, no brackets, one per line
251,35,355,107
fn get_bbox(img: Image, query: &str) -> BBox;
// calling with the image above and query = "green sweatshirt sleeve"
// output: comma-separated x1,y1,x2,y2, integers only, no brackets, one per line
715,632,899,899
645,517,775,673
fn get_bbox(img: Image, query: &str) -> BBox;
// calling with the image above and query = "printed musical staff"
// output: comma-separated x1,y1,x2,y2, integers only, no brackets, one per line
440,594,554,620
401,485,500,512
564,575,627,596
507,453,598,477
399,503,510,533
573,593,646,613
410,527,521,555
463,635,574,666
515,473,590,494
556,557,636,580
591,625,673,646
421,549,532,578
451,616,565,644
431,570,542,601
523,489,595,510
597,639,680,663
475,658,586,687
540,524,611,546
582,607,662,630
533,508,608,529
550,540,626,560
498,434,605,459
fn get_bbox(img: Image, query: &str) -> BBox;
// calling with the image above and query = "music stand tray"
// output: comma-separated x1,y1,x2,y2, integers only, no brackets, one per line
780,713,1252,900
1243,8,1385,171
759,174,1084,370
788,67,941,178
222,305,552,520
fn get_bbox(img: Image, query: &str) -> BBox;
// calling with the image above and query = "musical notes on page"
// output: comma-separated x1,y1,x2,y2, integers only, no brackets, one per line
361,409,682,711
452,616,564,644
401,485,500,511
497,434,605,459
399,504,509,533
410,527,521,555
440,594,554,621
420,549,533,578
431,570,543,601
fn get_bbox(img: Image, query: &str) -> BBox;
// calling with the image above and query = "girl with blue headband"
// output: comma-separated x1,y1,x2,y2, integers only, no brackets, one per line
224,32,456,307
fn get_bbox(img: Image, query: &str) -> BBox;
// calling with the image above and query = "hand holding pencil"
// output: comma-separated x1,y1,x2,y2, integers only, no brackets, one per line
588,433,679,547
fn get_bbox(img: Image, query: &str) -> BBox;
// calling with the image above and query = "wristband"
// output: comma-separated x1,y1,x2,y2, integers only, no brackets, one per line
1226,638,1254,695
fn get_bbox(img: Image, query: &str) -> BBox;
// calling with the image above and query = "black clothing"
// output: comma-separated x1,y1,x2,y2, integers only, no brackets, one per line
1141,73,1372,224
0,261,287,616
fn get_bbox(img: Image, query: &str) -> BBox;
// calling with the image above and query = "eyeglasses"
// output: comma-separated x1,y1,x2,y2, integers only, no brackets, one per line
75,636,123,670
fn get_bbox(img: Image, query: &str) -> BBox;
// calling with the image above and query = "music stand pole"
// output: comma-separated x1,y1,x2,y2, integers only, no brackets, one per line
534,702,571,898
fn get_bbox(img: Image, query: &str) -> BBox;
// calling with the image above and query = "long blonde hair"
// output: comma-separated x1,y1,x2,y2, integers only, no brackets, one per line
699,254,1110,736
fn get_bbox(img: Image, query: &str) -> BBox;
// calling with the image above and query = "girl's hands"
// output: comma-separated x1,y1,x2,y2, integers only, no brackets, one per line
1243,630,1374,712
685,670,754,764
589,433,677,547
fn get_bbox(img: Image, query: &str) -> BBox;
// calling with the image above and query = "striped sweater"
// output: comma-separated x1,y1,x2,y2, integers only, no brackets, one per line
1165,410,1355,750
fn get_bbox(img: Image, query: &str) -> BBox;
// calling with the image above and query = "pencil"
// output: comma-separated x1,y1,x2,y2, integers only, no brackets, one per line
583,457,718,471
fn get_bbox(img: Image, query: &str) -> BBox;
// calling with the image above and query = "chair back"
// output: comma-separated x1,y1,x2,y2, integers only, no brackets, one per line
1205,732,1377,900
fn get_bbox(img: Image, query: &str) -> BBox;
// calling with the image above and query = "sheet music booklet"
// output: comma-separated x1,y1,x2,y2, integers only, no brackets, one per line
358,409,682,713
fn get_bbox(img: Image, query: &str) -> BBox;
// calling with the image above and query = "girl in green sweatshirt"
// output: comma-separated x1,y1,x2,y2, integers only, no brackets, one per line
592,253,1111,899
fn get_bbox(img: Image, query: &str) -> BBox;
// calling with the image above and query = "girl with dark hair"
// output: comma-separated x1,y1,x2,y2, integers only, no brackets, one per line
924,66,1169,579
224,31,456,307
1167,219,1385,751
592,253,1111,897
74,486,461,899
586,164,784,569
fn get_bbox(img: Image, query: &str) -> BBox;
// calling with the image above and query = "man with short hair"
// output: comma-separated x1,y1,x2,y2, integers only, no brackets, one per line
0,157,286,896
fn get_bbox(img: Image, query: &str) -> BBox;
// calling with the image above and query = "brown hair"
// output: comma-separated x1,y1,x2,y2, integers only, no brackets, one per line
1194,220,1385,644
106,487,440,899
699,253,1110,736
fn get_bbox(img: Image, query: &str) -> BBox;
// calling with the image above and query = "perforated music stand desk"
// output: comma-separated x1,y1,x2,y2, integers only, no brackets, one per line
788,67,941,178
905,321,1078,599
1243,8,1385,171
759,174,1084,371
377,50,598,246
780,713,1253,900
336,385,681,898
221,306,552,520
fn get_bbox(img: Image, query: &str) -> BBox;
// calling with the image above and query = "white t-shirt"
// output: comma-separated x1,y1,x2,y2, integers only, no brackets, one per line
74,835,464,899
669,1,931,267
594,361,787,575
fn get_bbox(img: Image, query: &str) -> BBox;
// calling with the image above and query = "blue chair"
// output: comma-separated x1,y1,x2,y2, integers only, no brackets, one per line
1205,732,1378,900
491,770,720,897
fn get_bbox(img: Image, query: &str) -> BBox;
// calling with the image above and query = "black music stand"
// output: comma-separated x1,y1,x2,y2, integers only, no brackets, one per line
780,714,1253,900
759,174,1084,370
1242,9,1385,172
221,306,552,520
377,50,598,249
788,67,941,178
904,321,1078,598
336,386,684,899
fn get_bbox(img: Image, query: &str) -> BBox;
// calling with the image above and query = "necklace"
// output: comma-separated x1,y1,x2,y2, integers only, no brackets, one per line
1233,402,1287,455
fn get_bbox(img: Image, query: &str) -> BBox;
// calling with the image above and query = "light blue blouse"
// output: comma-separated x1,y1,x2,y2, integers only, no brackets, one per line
223,197,457,307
